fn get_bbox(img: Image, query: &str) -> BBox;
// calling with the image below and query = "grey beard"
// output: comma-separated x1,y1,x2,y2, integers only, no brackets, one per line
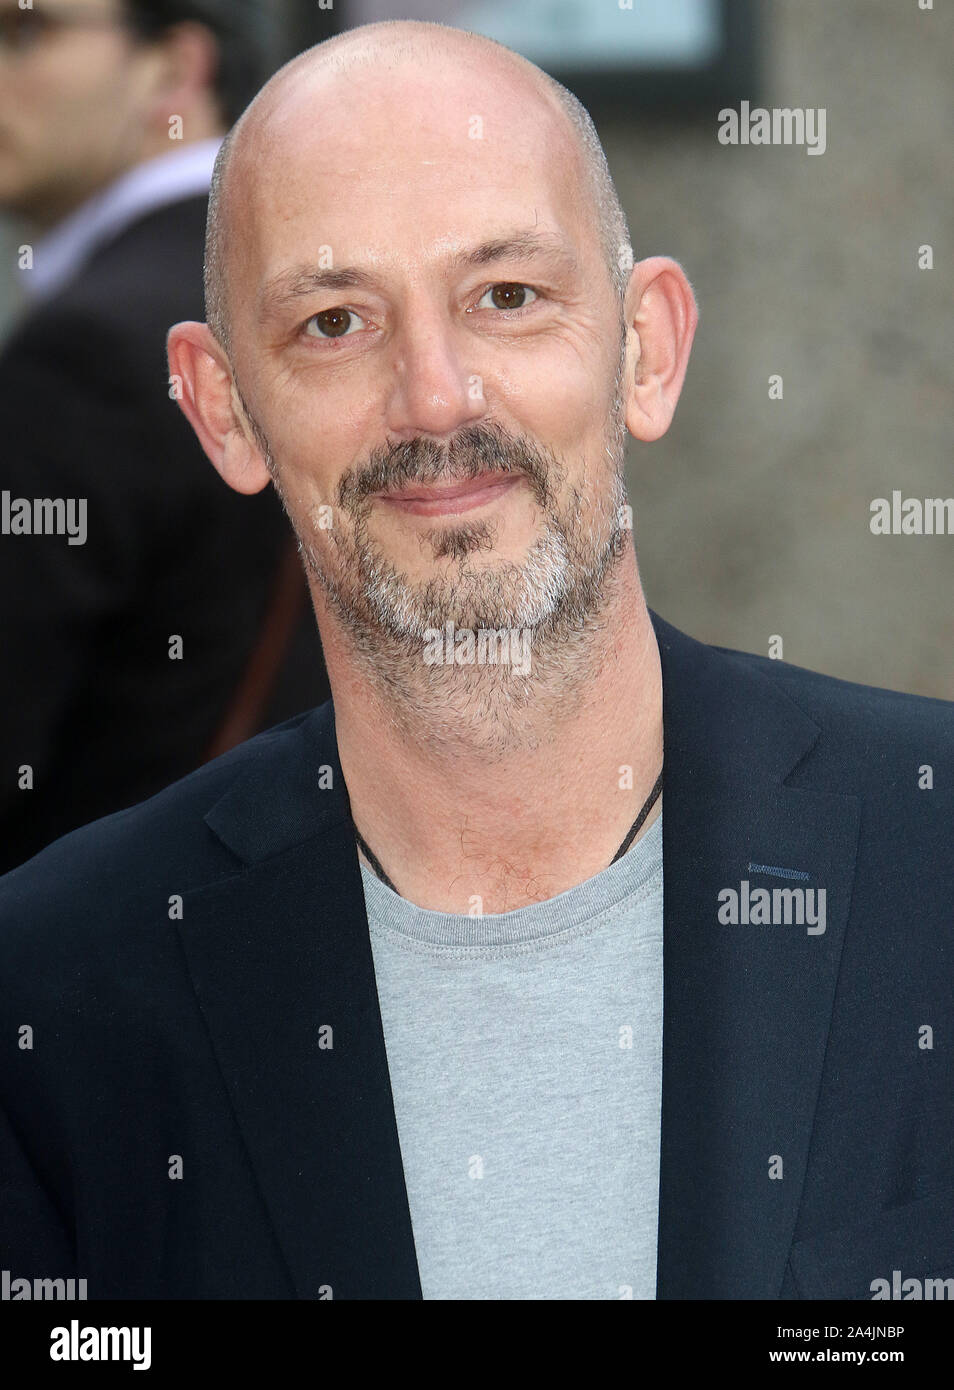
293,459,629,758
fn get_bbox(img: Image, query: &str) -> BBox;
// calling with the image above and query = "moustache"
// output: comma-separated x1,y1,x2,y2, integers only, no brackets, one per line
337,421,555,512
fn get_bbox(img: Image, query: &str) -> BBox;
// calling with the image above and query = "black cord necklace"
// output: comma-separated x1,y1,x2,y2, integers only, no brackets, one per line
352,767,663,898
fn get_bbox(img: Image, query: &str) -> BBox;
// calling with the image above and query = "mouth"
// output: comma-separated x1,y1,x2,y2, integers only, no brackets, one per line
374,471,521,517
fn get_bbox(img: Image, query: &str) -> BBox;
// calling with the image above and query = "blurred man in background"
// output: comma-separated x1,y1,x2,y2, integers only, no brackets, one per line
0,0,329,874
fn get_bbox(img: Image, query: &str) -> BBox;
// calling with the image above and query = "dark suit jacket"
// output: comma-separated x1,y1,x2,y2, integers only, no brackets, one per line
1,613,952,1299
0,194,328,875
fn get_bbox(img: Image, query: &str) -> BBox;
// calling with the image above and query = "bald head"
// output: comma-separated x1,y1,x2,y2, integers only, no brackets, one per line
204,20,632,356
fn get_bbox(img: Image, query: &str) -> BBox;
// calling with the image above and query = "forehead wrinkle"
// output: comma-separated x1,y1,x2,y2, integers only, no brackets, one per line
244,85,572,203
452,231,580,275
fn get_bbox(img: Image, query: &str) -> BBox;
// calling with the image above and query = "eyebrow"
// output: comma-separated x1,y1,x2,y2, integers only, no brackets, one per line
257,230,579,321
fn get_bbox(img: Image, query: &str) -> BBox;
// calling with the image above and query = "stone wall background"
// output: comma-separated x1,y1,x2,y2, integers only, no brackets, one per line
606,0,953,696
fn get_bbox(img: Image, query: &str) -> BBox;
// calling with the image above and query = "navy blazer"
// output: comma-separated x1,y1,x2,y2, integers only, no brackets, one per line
1,613,953,1299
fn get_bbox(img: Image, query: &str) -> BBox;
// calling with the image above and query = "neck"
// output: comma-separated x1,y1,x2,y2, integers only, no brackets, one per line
318,544,663,914
138,101,223,162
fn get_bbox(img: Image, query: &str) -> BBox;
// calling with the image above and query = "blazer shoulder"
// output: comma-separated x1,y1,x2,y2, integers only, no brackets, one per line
0,197,207,393
0,702,336,959
713,641,954,786
55,195,207,325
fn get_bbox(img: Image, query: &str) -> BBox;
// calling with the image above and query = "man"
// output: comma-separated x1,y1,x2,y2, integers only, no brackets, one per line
0,0,328,874
1,19,952,1301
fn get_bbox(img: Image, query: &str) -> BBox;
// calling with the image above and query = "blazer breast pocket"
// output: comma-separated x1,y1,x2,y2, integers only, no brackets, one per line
787,1186,954,1300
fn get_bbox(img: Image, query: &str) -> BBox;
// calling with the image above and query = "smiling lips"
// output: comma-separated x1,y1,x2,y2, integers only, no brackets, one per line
376,471,520,517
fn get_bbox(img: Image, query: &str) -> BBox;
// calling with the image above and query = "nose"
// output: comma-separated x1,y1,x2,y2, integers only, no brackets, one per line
384,303,487,441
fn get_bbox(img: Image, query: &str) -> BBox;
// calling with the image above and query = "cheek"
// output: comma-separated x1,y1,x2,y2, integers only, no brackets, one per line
497,357,612,465
495,319,611,413
21,72,108,156
268,413,359,514
5,72,65,140
48,48,139,133
266,371,380,501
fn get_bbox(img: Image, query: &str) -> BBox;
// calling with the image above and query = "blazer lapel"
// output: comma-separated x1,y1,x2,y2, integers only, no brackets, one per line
176,706,422,1300
652,615,861,1297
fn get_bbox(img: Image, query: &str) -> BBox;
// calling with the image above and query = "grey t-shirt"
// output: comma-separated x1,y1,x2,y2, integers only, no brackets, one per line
360,812,664,1300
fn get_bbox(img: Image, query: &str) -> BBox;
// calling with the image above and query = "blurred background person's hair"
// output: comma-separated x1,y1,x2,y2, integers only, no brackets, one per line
125,0,280,125
0,0,329,875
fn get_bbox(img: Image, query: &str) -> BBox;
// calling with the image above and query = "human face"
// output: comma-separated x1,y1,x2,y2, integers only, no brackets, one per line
0,0,152,225
227,58,630,647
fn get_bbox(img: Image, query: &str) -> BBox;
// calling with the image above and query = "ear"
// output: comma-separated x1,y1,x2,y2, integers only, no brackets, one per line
621,256,698,443
166,322,272,495
145,21,219,129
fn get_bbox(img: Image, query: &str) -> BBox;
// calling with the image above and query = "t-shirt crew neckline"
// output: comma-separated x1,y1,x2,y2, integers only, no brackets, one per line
358,812,662,950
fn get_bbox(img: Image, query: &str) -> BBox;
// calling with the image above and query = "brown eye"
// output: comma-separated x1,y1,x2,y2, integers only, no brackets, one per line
475,279,539,309
306,307,362,339
489,282,534,307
